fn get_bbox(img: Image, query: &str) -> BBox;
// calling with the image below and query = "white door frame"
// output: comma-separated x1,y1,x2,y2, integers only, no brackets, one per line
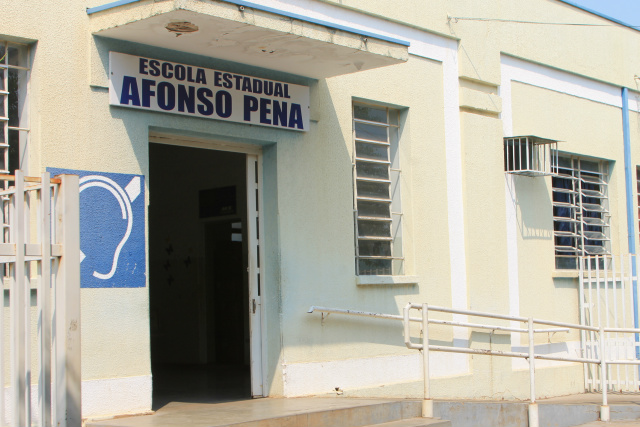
246,154,266,397
149,132,267,397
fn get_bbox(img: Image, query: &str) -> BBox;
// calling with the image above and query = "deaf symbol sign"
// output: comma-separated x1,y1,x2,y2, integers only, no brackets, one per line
79,175,141,280
48,168,146,288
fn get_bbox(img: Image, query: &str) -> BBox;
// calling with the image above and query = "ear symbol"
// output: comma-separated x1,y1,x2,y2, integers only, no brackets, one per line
79,175,141,280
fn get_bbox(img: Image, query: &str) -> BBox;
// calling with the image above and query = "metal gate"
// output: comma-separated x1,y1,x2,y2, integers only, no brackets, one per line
0,171,80,427
579,254,640,391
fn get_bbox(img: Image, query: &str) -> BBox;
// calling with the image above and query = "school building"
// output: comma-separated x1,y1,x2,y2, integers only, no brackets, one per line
3,0,640,421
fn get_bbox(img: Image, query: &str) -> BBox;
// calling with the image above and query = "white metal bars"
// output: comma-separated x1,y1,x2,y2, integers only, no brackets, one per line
0,171,80,427
0,41,9,175
579,254,640,392
553,157,611,269
0,40,30,285
503,136,559,177
0,40,30,175
352,102,403,276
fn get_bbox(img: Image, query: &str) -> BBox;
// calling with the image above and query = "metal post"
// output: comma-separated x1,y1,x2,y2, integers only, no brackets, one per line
421,303,433,418
600,326,610,421
53,174,81,427
403,304,412,348
528,318,539,427
39,173,52,427
10,170,26,427
579,257,589,390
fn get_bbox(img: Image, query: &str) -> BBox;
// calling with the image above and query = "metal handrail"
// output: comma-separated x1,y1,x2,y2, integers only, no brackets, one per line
308,303,640,427
308,305,570,334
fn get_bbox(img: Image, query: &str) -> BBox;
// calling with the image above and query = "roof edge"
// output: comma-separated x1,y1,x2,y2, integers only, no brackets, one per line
556,0,639,33
86,0,411,47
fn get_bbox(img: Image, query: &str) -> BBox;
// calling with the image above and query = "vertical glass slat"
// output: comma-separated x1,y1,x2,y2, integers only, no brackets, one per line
353,102,402,275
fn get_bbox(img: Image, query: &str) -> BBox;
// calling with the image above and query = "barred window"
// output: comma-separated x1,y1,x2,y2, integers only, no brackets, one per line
0,40,29,175
552,155,610,269
352,102,403,275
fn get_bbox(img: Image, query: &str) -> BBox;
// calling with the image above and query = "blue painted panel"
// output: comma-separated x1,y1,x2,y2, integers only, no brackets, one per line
48,168,146,288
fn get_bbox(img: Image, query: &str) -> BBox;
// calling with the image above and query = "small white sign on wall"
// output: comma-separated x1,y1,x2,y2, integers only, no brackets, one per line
109,52,310,131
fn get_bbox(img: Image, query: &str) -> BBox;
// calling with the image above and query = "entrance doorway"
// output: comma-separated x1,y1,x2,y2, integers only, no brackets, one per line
148,140,263,408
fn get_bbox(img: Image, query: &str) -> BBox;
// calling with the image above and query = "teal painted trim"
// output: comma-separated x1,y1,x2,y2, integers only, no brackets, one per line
556,0,639,33
87,0,140,15
218,0,409,46
86,0,411,47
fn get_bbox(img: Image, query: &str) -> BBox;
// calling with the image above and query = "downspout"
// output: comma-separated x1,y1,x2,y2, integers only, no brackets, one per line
621,87,639,357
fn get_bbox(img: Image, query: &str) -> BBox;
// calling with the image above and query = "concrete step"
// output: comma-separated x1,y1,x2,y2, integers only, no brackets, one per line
573,422,640,427
86,398,435,427
433,399,640,427
358,417,451,427
434,401,528,427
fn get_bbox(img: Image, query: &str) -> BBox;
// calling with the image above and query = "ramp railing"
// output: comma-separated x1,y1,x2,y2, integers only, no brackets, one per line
308,302,640,427
0,171,81,427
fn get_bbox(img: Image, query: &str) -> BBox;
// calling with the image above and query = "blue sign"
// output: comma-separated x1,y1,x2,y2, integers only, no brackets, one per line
48,168,146,288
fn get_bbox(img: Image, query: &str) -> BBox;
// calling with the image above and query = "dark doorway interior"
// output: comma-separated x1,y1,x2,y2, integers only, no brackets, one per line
206,220,246,364
148,143,251,409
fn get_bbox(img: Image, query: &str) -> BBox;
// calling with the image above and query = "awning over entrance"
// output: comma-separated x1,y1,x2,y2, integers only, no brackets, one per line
88,0,409,79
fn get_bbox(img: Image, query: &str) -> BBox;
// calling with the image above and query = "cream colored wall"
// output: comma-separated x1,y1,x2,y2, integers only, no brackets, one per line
459,111,509,315
301,0,640,400
511,82,628,261
508,83,626,346
320,0,640,89
511,83,625,161
281,55,450,362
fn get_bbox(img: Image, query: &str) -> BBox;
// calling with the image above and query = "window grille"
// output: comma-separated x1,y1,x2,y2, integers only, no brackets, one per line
352,102,403,275
0,40,29,176
504,136,559,176
0,40,30,269
552,155,610,269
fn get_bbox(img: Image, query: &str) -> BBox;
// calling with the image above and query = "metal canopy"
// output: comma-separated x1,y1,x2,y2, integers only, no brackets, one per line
89,1,409,79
